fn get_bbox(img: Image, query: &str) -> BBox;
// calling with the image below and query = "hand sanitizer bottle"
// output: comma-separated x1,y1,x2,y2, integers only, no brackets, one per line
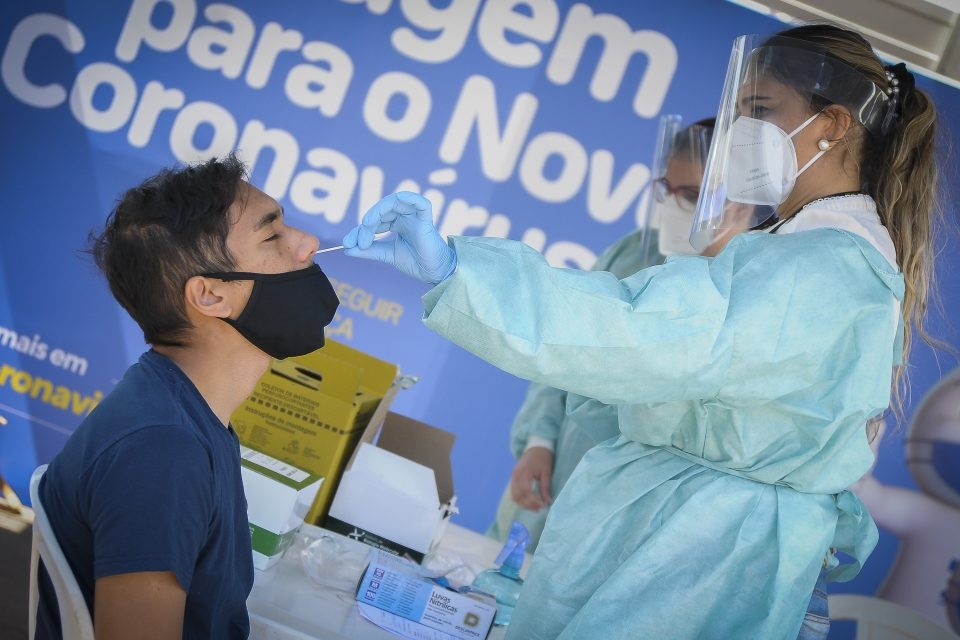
471,521,530,626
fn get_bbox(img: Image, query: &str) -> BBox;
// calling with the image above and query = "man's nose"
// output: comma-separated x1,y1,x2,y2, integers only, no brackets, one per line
298,230,321,263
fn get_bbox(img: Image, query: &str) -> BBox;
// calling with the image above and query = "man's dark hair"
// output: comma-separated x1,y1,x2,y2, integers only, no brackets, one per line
89,154,247,347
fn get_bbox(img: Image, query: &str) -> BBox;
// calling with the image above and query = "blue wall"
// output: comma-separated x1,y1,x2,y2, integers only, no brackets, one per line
1,1,958,635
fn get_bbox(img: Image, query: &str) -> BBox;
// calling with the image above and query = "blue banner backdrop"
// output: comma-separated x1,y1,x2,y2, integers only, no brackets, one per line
1,1,958,635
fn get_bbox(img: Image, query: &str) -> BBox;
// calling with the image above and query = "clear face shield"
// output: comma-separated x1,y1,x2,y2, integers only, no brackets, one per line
639,115,713,260
689,34,891,252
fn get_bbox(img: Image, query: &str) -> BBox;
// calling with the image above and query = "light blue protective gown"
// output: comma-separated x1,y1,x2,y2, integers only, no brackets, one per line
489,230,667,548
422,227,903,640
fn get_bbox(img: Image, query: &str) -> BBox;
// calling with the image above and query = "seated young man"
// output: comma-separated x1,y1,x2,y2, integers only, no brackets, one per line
36,154,339,639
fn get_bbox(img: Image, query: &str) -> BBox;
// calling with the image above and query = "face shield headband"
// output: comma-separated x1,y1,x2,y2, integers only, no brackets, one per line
747,40,891,136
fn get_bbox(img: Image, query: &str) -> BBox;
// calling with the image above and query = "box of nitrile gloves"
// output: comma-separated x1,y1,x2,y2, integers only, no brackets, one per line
356,549,496,640
239,446,323,570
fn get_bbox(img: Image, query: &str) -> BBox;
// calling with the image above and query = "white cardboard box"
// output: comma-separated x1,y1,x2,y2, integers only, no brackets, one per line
325,412,457,562
240,445,324,570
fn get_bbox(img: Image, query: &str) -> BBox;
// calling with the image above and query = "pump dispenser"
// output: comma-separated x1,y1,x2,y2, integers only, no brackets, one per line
471,521,530,626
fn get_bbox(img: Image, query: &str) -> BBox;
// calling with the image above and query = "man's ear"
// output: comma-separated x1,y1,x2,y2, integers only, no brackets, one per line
184,276,233,319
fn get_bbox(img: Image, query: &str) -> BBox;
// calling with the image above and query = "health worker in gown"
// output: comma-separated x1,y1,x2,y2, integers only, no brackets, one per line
489,116,717,550
343,24,944,640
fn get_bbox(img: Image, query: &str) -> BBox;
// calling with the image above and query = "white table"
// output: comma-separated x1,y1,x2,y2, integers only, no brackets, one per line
247,523,525,640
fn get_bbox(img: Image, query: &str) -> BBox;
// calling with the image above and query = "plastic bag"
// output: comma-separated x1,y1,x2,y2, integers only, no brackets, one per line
300,535,369,592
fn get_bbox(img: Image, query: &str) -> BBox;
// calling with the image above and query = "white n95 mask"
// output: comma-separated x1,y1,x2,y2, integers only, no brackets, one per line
655,198,697,256
725,112,826,206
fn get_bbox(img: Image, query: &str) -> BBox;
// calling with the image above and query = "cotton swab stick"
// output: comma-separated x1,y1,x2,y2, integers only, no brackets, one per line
314,232,392,255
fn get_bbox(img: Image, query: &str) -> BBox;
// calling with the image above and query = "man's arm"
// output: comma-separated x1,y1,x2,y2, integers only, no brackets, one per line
86,427,214,638
94,572,185,640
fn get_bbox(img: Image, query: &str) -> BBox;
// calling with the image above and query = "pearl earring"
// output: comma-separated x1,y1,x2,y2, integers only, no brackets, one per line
818,139,831,151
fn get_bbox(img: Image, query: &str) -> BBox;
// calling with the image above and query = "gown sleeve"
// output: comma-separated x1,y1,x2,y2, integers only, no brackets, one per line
422,229,901,410
508,383,568,457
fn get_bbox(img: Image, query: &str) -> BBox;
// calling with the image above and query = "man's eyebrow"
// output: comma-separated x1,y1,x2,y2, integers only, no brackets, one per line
253,208,282,231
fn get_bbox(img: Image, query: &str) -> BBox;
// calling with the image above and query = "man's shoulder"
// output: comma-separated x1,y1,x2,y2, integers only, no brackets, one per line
57,359,210,478
96,349,214,433
56,416,210,486
41,409,214,539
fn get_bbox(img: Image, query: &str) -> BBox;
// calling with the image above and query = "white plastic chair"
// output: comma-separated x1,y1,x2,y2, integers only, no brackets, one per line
28,465,95,640
830,594,959,640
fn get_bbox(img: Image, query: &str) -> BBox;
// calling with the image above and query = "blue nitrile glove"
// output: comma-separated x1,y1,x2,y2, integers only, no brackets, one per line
343,191,457,284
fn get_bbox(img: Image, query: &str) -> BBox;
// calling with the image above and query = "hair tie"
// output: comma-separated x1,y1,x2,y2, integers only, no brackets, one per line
880,62,916,134
883,62,916,98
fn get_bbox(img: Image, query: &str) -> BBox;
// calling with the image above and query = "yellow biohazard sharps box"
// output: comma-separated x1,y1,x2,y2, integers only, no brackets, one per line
230,339,400,524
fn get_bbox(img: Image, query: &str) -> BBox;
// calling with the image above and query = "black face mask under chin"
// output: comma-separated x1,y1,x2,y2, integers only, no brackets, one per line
203,264,340,360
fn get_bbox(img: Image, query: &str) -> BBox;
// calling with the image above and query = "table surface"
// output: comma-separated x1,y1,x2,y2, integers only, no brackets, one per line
247,523,524,640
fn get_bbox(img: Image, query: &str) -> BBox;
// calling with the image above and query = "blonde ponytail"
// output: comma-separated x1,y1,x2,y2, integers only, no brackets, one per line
865,80,948,417
776,24,950,422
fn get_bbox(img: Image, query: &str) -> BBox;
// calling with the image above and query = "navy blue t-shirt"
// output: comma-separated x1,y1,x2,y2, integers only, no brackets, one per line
37,350,254,639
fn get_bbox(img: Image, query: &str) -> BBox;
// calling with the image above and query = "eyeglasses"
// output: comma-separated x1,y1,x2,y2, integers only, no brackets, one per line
653,177,700,211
